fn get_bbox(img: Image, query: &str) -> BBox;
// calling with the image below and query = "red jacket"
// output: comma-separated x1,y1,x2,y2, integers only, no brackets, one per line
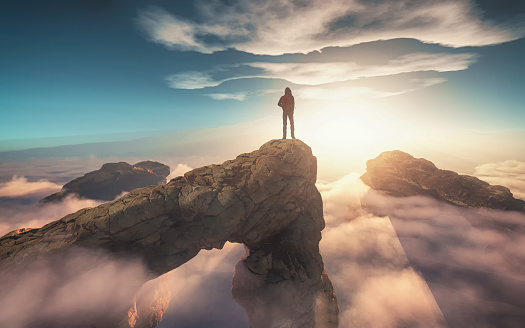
278,94,295,111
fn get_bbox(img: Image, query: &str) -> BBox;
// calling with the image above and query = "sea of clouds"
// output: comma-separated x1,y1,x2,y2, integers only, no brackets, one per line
1,157,524,327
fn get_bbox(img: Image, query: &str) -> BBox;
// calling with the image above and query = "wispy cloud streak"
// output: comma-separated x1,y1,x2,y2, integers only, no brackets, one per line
164,52,476,90
204,92,248,101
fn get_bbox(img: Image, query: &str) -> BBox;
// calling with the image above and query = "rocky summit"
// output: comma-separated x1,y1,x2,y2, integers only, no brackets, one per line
361,150,525,212
40,160,170,202
0,139,338,328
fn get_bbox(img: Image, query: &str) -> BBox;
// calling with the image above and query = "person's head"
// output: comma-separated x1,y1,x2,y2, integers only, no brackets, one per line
284,87,292,96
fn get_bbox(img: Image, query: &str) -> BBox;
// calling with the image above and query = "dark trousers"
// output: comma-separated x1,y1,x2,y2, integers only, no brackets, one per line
282,109,295,139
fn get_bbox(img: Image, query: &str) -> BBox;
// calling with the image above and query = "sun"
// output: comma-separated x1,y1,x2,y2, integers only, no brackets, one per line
302,102,406,150
297,101,416,178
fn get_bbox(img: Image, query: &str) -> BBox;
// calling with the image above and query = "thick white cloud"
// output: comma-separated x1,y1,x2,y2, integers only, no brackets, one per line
0,176,102,237
0,176,62,197
138,0,522,103
138,7,228,54
153,242,249,327
318,174,447,327
317,173,370,224
318,172,525,327
474,160,525,200
139,0,522,56
166,163,193,181
0,249,148,328
2,155,524,326
0,195,103,237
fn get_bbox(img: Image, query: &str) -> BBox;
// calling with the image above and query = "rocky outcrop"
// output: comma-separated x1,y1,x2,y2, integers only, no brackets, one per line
361,150,525,212
40,161,170,202
0,140,338,328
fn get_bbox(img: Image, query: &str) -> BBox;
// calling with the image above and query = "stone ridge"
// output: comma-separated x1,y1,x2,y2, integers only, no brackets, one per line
0,139,338,328
361,150,525,212
40,160,170,203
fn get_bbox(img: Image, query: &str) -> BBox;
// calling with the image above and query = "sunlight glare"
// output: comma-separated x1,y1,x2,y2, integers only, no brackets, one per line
303,103,406,152
299,100,416,179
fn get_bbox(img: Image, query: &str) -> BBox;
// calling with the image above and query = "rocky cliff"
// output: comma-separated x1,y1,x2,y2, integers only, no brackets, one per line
0,140,338,328
361,150,525,212
40,160,170,203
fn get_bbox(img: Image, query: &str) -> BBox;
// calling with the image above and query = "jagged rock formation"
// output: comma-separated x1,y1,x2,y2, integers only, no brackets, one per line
0,139,338,328
40,161,170,202
361,150,525,212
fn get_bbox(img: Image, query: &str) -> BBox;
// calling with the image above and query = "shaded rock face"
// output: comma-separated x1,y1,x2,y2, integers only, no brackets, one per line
361,150,525,212
40,161,170,202
0,140,338,328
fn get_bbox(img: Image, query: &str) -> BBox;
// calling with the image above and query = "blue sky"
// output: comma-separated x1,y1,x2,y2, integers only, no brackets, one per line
2,3,525,326
1,0,525,153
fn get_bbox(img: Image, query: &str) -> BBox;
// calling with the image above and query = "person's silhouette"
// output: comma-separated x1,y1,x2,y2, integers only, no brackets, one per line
278,87,295,139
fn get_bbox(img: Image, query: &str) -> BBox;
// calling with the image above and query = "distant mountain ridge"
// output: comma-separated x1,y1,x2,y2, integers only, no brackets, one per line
0,121,275,163
40,160,170,203
361,150,525,213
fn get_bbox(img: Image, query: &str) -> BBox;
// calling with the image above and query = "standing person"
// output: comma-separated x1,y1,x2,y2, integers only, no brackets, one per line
278,87,295,139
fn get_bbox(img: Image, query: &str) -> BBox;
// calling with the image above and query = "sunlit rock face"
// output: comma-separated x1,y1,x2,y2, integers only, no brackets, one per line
0,139,338,328
361,150,525,212
40,160,170,203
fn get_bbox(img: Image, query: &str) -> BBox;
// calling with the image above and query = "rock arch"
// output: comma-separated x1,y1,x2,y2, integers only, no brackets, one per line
0,140,338,327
